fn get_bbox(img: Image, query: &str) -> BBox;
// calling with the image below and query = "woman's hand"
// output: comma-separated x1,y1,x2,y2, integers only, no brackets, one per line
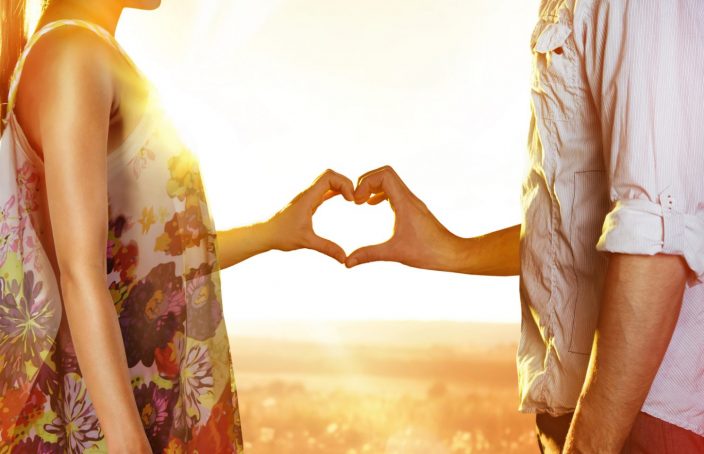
264,169,355,263
216,169,355,269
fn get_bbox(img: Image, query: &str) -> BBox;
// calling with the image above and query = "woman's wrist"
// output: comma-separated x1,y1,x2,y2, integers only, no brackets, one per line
257,217,283,252
215,221,280,269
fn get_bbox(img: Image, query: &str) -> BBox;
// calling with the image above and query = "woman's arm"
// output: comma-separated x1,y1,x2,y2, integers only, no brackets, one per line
24,30,150,453
216,169,355,269
345,166,520,276
216,223,274,269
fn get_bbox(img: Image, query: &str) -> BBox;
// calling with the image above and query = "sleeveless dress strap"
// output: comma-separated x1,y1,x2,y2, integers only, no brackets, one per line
4,19,143,123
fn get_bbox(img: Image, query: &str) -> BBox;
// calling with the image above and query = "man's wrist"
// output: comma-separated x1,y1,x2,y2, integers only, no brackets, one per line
434,232,473,273
446,226,521,276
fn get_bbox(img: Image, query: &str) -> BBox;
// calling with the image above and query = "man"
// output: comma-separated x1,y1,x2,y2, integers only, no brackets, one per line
345,1,704,452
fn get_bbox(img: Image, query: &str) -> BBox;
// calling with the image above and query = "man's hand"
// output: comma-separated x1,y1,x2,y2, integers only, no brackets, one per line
345,166,463,270
265,169,355,264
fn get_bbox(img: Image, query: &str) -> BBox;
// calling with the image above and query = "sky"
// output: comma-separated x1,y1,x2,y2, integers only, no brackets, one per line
116,0,538,323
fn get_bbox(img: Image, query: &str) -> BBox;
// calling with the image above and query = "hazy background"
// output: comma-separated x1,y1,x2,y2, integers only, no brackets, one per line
118,1,538,451
118,0,535,323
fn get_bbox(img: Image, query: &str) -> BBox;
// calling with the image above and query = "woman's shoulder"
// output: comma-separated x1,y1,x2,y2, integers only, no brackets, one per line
13,25,119,151
21,25,117,88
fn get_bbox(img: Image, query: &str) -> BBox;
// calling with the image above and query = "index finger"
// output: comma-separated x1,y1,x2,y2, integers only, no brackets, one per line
308,169,355,204
354,166,402,205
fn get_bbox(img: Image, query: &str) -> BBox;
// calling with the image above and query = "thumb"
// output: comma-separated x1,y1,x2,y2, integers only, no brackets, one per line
306,234,347,264
346,241,395,268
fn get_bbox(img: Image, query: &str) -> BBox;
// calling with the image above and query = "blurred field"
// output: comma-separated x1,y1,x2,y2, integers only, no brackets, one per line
230,321,537,454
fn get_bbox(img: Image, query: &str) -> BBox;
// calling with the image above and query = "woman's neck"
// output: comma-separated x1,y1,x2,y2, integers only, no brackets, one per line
38,0,123,35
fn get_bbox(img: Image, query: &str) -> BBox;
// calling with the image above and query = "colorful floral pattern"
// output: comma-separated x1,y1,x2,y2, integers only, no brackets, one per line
11,436,55,454
128,142,157,179
155,206,212,256
2,19,242,454
0,195,20,268
165,149,207,208
180,342,214,423
119,262,186,368
0,161,44,272
44,374,103,453
0,271,56,390
188,384,243,453
106,213,139,284
133,381,178,451
185,263,224,341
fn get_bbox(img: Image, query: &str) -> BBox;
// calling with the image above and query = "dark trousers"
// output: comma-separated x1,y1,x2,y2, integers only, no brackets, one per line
535,411,704,454
536,412,573,454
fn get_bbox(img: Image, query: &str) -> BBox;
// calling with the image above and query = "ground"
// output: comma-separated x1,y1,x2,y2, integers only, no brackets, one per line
230,321,536,454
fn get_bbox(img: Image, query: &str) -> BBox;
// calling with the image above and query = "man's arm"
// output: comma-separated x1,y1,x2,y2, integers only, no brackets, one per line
345,165,520,276
452,224,520,276
564,254,688,453
566,1,704,450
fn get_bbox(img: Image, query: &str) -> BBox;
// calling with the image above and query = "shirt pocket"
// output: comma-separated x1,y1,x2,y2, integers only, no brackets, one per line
568,170,610,355
530,17,582,121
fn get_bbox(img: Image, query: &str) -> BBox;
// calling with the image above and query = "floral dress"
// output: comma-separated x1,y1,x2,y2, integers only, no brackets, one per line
0,20,243,453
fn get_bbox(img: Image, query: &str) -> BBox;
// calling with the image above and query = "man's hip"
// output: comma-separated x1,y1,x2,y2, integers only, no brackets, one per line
536,411,704,454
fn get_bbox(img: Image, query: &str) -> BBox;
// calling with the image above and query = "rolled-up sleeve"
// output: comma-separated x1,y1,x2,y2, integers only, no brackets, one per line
578,0,704,283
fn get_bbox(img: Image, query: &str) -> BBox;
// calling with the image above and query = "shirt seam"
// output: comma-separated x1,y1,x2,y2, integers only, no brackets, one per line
540,152,561,408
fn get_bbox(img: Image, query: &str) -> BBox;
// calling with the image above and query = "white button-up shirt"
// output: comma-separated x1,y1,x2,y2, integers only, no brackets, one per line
519,0,704,436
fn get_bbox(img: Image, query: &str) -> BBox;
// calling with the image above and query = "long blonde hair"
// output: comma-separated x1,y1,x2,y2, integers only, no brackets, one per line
0,0,47,128
1,0,28,124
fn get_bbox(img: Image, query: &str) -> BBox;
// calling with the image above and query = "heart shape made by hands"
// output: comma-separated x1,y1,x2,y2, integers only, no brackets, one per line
313,196,395,257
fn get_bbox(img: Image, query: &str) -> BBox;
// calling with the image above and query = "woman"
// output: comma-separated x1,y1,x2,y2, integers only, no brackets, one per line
0,0,353,452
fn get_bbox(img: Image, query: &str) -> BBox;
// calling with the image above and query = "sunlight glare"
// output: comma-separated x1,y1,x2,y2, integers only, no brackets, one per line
118,0,538,323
